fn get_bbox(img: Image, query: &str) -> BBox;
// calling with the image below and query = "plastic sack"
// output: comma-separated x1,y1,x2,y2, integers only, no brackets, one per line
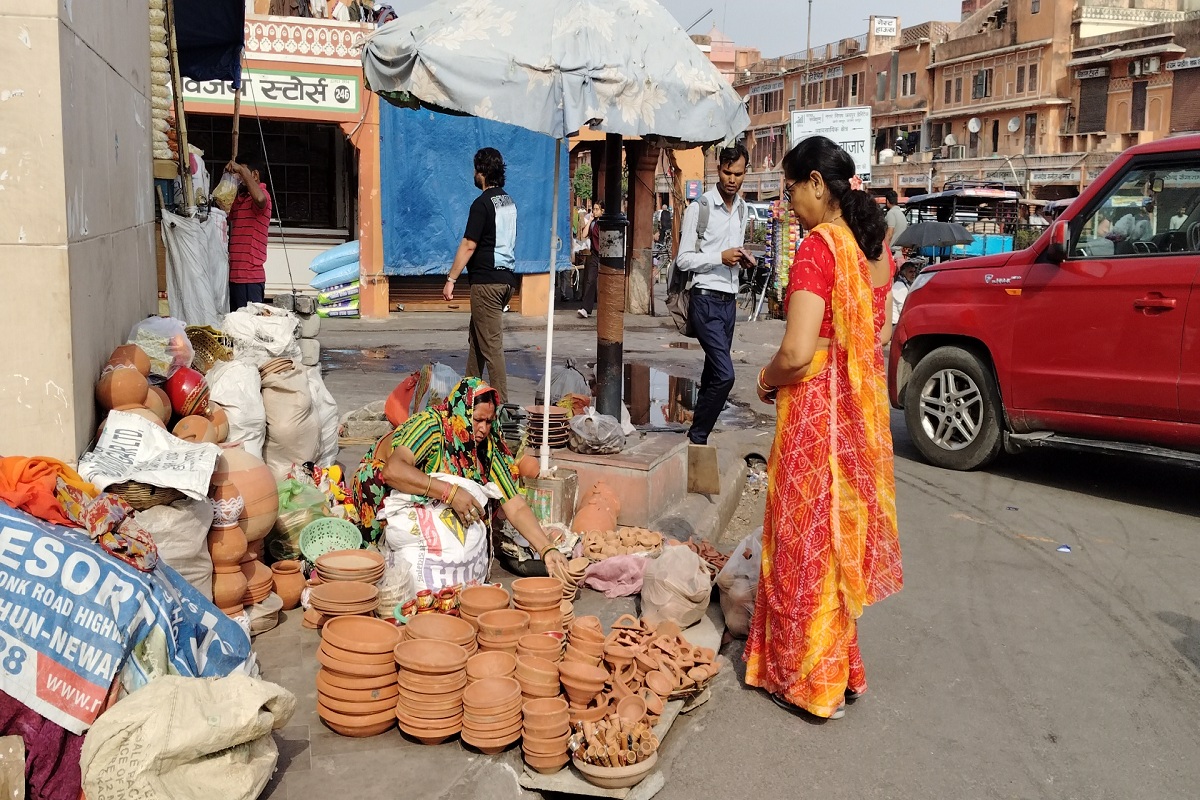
207,360,266,459
310,240,360,274
375,550,416,619
270,479,330,561
715,529,762,638
80,675,295,800
305,366,340,468
137,498,215,600
310,261,360,291
260,363,319,482
641,545,712,628
568,408,626,455
411,363,461,415
318,281,360,305
222,304,301,368
210,171,241,212
317,299,359,318
161,209,229,327
581,554,649,598
128,316,195,377
79,410,220,501
548,359,590,404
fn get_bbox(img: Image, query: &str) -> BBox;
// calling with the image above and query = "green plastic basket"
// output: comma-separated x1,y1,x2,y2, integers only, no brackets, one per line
299,518,363,562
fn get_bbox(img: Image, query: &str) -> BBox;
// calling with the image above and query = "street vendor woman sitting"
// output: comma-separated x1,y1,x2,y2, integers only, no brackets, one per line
351,377,568,577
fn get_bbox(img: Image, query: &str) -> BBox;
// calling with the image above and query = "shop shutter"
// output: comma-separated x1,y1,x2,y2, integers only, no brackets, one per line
1077,78,1109,133
1171,69,1200,134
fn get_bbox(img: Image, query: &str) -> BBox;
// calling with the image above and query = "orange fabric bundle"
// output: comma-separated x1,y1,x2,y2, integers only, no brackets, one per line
0,457,98,527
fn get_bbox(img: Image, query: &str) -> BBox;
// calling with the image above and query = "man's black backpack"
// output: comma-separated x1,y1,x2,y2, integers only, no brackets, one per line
664,196,745,337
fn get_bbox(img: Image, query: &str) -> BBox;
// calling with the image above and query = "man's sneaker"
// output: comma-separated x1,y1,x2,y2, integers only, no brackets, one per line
503,305,510,313
578,309,589,318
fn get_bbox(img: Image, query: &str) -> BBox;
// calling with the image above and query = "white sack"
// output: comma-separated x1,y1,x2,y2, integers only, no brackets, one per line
305,366,340,468
207,360,266,459
641,545,713,628
222,304,301,368
137,498,215,600
260,363,319,481
161,209,229,327
79,410,219,500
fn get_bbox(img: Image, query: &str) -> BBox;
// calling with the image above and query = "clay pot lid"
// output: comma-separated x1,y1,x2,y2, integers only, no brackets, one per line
393,638,469,674
459,584,511,612
462,676,521,709
310,581,378,607
476,609,531,636
466,651,518,681
557,661,608,685
403,614,475,646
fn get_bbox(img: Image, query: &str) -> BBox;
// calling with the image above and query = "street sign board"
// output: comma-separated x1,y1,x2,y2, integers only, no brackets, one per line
790,106,873,183
873,16,898,37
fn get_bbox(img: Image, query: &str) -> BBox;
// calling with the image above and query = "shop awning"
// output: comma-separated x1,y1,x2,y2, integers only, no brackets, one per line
173,0,245,86
1068,43,1184,68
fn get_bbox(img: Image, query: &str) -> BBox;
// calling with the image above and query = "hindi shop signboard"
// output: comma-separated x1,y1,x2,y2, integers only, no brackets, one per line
183,67,361,121
790,106,873,183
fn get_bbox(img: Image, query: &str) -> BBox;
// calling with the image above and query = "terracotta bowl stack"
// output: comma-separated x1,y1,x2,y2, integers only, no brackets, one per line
316,616,401,737
315,549,385,584
475,609,530,654
458,584,511,630
525,405,570,450
511,577,564,635
402,613,478,657
309,581,380,623
515,655,561,703
565,616,606,667
466,651,517,685
394,639,469,745
461,676,523,754
240,558,273,606
561,557,589,601
557,660,608,711
522,697,571,774
560,600,575,630
516,633,563,663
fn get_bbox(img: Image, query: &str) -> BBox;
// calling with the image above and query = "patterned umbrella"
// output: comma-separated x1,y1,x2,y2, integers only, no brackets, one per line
361,0,750,146
892,221,976,249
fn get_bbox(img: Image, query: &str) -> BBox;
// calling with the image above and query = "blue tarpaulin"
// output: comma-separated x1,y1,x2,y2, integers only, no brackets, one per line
379,106,571,277
174,0,244,87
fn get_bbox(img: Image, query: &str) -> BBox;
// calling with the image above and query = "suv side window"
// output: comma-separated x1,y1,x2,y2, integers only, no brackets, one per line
1071,162,1200,259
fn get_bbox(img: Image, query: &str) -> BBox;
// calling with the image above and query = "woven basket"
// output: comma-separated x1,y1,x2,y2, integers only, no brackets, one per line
186,326,233,374
109,481,186,511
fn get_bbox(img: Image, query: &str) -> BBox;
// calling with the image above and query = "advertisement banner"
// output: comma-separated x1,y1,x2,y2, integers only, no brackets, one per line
790,106,873,183
0,506,251,734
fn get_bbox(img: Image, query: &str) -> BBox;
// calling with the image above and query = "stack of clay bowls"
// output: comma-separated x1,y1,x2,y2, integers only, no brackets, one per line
316,549,385,584
309,581,380,623
461,676,523,754
516,633,563,663
402,613,478,657
565,616,606,667
560,600,575,630
511,578,564,634
317,616,401,737
522,697,571,774
458,584,511,630
240,557,274,607
466,651,517,686
525,405,569,450
475,609,530,654
558,558,589,601
394,639,469,745
558,660,608,712
515,655,561,703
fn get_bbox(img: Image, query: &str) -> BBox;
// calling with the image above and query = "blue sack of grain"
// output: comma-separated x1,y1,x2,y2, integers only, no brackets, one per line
310,261,359,290
310,240,360,275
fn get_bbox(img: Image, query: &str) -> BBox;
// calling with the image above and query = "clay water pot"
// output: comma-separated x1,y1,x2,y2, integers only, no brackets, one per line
96,366,150,411
107,344,151,376
207,525,247,568
209,481,245,530
212,570,248,611
173,415,218,443
144,385,172,424
570,503,614,534
165,366,209,417
212,446,278,542
271,560,305,610
205,403,230,442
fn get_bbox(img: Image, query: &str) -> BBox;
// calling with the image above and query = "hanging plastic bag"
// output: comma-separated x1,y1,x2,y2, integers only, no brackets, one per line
548,358,590,404
128,316,194,377
568,408,625,455
210,171,241,212
270,479,330,561
641,545,712,628
715,529,762,638
410,363,461,415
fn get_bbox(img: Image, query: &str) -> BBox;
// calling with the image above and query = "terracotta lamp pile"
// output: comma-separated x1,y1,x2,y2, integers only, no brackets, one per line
461,676,523,754
522,696,571,774
317,616,401,737
581,528,664,561
208,481,247,617
515,654,561,704
465,651,517,686
475,609,530,655
394,638,469,745
458,584,511,631
601,615,720,725
315,549,385,584
271,560,305,610
511,577,564,635
570,481,620,535
402,613,477,657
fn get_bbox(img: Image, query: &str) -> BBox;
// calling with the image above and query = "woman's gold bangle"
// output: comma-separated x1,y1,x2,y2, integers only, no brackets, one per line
446,484,459,505
539,543,556,559
425,475,433,497
757,368,776,393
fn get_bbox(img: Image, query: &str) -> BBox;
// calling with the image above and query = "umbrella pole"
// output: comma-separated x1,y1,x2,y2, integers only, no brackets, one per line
595,133,628,419
539,138,563,476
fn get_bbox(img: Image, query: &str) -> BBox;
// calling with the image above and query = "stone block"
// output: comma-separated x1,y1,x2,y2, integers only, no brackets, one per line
294,295,317,315
300,338,320,367
551,433,688,528
298,313,321,339
272,293,297,312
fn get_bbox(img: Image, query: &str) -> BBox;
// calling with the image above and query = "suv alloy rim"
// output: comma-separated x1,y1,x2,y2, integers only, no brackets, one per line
918,368,984,451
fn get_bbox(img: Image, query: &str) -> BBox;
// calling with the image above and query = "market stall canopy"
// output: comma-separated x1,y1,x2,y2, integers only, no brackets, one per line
173,0,245,85
361,0,750,148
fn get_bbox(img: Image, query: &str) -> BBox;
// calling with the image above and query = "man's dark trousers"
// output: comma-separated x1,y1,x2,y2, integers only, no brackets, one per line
687,291,736,445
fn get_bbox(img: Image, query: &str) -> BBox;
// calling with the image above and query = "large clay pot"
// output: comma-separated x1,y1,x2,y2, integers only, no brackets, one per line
173,415,218,443
517,456,539,479
95,366,149,411
208,525,248,568
107,344,151,376
571,503,615,534
271,560,305,610
206,404,230,442
145,386,172,424
165,366,210,417
212,570,248,613
212,446,278,543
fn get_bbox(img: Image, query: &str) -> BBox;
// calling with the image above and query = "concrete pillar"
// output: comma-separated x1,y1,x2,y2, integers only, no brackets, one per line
0,2,157,462
342,95,386,320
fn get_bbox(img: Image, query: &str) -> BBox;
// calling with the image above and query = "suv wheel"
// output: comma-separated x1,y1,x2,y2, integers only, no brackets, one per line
904,345,1004,471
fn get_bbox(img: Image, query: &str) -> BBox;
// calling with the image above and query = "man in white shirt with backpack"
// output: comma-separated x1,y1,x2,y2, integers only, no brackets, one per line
673,143,754,446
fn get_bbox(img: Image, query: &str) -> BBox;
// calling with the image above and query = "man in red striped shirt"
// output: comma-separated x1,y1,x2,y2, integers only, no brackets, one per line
225,158,272,310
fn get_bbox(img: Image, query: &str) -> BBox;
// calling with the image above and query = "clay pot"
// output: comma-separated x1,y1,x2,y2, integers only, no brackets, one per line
522,696,569,722
207,525,247,568
322,614,401,654
524,752,570,774
516,655,559,685
568,701,613,726
144,386,172,424
604,643,636,671
517,634,562,659
563,644,602,667
173,415,218,443
165,366,210,417
402,614,475,649
104,407,166,431
586,481,621,513
511,577,564,607
205,403,230,442
95,366,149,411
212,446,278,542
616,695,648,725
463,676,521,710
393,639,470,675
476,609,530,638
517,455,540,479
320,640,395,666
570,503,615,534
107,344,151,376
320,667,397,691
212,570,248,611
316,672,399,704
271,561,305,610
209,481,245,531
459,585,511,617
645,670,674,697
466,651,518,683
522,731,570,756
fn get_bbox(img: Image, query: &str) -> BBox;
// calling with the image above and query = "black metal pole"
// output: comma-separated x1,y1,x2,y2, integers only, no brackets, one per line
595,133,628,418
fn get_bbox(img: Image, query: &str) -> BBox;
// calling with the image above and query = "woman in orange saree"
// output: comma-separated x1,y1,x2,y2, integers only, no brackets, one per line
745,136,904,719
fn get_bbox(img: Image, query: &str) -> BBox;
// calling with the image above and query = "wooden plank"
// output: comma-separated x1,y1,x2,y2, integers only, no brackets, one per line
687,443,720,495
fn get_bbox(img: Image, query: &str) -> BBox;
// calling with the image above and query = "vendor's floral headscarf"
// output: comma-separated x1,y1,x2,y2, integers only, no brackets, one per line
436,377,511,479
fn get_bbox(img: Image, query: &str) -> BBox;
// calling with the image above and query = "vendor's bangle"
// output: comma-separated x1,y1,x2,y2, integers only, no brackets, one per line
757,368,776,394
446,277,455,283
446,484,459,505
539,543,556,559
425,475,433,497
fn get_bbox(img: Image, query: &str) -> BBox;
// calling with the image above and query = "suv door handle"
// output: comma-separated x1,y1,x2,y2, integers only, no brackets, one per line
1133,293,1177,312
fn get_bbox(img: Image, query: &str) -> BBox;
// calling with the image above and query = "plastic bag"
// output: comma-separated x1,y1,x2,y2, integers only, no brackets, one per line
161,209,229,327
568,408,626,455
548,359,590,404
269,479,330,561
375,550,416,619
641,545,712,628
210,171,241,212
581,554,648,598
128,316,194,377
207,360,266,459
411,363,461,415
715,529,762,638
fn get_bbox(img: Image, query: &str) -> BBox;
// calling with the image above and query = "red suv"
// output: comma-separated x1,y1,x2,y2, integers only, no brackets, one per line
889,135,1200,470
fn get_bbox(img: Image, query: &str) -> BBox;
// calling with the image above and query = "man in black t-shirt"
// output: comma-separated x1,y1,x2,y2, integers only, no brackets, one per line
444,147,519,401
